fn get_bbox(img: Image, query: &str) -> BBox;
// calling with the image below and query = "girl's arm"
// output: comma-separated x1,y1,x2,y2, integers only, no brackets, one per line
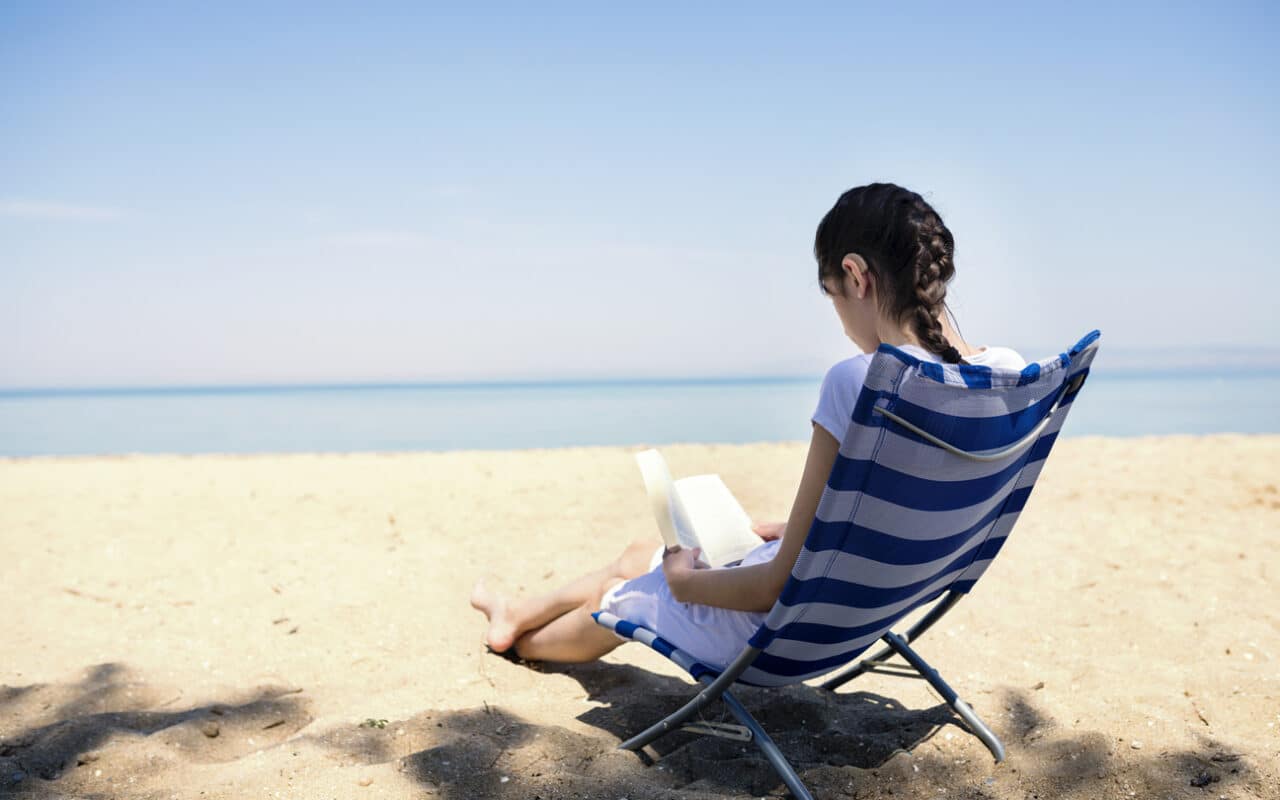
663,423,840,612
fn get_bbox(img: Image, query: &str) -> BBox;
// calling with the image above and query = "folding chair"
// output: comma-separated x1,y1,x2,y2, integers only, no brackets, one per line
593,331,1101,800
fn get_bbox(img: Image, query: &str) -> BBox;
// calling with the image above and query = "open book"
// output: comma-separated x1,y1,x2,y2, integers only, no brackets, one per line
634,449,762,568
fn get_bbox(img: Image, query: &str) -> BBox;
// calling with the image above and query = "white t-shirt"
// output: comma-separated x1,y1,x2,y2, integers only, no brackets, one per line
812,344,1027,443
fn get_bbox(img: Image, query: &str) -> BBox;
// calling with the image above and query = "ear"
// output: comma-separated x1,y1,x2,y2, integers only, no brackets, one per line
841,254,872,300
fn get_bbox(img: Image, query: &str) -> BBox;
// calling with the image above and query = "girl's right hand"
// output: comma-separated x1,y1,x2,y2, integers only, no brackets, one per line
751,521,785,541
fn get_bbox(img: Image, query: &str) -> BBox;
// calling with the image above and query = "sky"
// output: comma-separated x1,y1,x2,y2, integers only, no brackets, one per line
2,2,1277,388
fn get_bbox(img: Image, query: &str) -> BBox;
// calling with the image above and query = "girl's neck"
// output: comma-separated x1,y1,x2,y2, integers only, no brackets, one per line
873,313,979,358
940,314,981,358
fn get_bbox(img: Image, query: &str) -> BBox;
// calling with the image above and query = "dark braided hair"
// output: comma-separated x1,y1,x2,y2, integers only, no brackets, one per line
814,183,963,363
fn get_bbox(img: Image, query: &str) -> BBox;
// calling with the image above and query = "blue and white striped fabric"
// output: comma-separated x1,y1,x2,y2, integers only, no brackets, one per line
735,331,1102,687
592,610,723,680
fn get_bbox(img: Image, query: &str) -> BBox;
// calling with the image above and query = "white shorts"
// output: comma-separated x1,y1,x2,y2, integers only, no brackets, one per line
599,539,782,669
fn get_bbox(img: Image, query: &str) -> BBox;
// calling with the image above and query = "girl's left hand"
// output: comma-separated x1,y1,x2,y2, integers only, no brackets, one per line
662,546,707,596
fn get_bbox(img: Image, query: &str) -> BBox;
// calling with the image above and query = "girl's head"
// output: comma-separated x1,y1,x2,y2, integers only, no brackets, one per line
814,183,962,362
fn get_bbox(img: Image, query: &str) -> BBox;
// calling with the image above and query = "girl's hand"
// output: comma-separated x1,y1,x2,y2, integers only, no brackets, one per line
751,521,786,541
662,546,707,600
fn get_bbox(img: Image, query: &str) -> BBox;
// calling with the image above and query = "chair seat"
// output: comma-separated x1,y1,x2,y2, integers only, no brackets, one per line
593,611,727,682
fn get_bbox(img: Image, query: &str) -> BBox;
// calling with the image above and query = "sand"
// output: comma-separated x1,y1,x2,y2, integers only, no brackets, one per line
2,435,1277,799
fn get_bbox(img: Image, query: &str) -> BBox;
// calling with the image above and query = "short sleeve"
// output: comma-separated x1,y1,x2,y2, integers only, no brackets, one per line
811,354,873,443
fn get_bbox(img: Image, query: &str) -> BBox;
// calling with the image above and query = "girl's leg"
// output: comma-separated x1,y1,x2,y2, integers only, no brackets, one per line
471,537,657,654
510,601,623,662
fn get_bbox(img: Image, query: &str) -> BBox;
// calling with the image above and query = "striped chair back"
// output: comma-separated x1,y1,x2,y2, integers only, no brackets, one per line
740,331,1101,687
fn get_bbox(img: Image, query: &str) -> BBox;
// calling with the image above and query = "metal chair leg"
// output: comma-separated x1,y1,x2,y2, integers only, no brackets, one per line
616,666,816,798
818,641,896,690
951,697,1006,763
617,646,759,752
822,591,963,691
881,631,1005,762
719,689,814,800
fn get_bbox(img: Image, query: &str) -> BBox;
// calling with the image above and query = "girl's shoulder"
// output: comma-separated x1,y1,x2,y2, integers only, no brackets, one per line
898,343,1028,371
820,352,875,391
963,346,1027,370
813,353,875,443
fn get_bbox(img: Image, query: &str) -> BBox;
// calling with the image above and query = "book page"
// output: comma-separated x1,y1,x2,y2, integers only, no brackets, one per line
634,449,687,550
671,474,760,568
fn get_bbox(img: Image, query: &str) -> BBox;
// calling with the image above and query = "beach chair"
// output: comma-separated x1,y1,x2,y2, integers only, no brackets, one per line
593,331,1101,800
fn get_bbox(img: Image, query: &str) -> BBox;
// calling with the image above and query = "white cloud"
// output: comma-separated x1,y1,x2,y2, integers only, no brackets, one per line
0,200,129,221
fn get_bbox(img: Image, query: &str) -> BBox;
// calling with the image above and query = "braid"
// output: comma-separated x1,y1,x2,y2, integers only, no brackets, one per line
907,200,962,363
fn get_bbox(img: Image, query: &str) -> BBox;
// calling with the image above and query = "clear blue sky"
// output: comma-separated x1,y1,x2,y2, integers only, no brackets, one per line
2,2,1276,388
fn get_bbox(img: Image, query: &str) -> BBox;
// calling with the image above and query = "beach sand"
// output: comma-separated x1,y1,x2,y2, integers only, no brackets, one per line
2,435,1277,799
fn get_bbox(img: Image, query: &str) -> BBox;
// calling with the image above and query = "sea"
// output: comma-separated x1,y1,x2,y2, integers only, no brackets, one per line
1,370,1277,457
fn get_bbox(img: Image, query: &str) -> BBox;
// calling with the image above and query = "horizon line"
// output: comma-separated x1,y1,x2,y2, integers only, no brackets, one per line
0,374,823,399
4,362,1280,399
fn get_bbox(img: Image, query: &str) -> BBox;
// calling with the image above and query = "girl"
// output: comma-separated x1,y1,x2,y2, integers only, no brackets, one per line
470,182,1027,668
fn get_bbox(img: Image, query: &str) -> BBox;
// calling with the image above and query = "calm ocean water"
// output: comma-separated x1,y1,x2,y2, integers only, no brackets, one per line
1,373,1277,457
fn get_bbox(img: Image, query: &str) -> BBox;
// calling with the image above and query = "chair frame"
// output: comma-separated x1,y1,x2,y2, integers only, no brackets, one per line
595,589,1000,800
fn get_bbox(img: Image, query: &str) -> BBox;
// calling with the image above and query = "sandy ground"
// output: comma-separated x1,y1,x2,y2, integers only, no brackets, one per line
2,435,1277,799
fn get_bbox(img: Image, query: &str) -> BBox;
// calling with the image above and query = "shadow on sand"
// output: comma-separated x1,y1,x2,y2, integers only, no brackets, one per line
305,658,1262,799
0,662,311,798
1,660,1261,799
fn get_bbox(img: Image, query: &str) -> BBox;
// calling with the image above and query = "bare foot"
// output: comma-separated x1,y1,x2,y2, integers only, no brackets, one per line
470,578,519,653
